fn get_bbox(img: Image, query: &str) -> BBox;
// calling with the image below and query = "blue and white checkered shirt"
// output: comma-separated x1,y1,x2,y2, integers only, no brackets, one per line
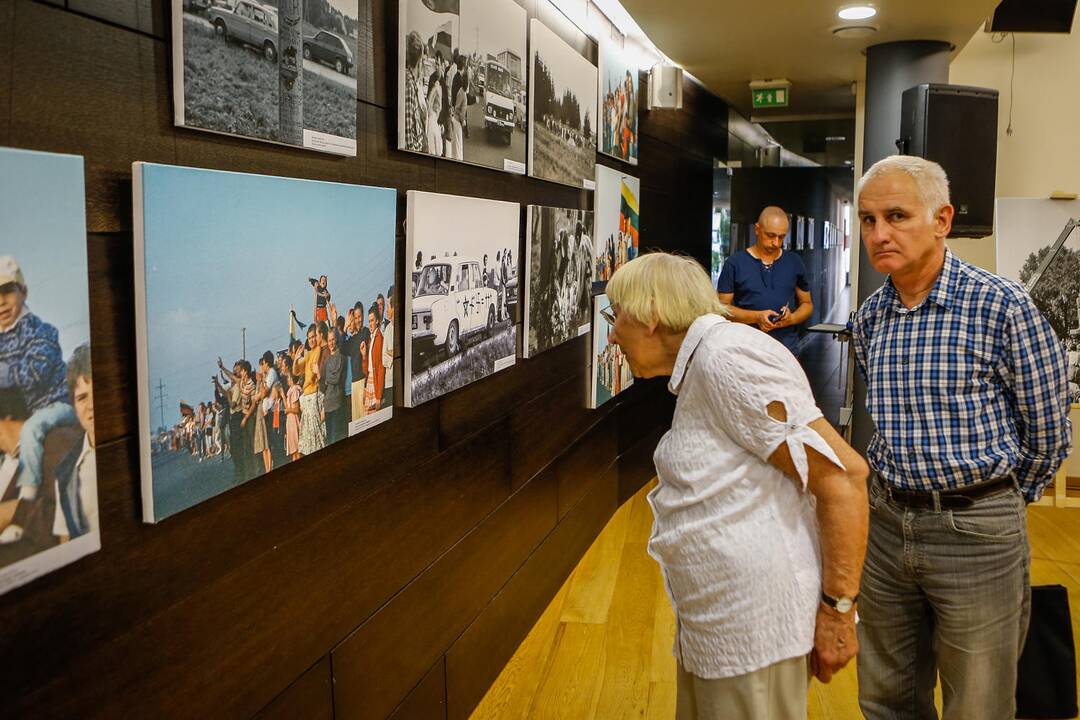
853,249,1073,502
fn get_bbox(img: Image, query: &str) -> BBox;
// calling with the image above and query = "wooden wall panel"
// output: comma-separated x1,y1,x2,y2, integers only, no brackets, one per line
0,0,12,144
618,427,665,505
332,467,557,720
386,658,447,720
255,656,334,720
444,465,619,720
556,414,618,517
0,1,727,716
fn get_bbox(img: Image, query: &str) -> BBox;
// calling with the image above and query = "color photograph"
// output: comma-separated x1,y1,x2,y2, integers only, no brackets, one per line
133,163,395,523
398,0,528,174
594,164,640,286
405,190,519,407
597,39,638,165
173,0,360,155
0,147,98,597
588,293,633,409
528,17,598,188
524,206,594,358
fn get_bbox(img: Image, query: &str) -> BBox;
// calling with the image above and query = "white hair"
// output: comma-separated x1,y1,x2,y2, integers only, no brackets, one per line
857,155,951,220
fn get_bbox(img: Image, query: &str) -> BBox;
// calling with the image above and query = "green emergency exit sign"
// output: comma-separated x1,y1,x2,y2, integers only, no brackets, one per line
752,86,789,108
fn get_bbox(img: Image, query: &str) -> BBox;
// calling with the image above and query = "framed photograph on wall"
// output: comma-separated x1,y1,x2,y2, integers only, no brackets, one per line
398,0,528,174
588,293,633,408
133,163,396,523
597,38,638,165
405,190,520,407
808,218,816,250
172,0,360,155
528,16,598,189
593,164,640,287
0,147,99,596
784,212,793,249
524,206,594,358
796,216,805,250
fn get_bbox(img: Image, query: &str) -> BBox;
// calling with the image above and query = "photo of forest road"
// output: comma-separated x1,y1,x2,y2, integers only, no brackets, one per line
528,19,597,188
179,0,359,145
1020,243,1080,402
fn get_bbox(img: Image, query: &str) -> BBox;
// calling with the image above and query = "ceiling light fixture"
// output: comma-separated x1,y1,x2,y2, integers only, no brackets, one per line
832,25,877,38
838,4,877,20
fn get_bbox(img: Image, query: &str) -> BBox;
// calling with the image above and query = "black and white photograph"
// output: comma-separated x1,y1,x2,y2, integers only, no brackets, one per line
173,0,360,155
528,17,598,189
796,215,805,250
597,39,638,165
523,206,594,358
808,217,816,250
405,191,520,407
996,198,1080,404
398,0,528,173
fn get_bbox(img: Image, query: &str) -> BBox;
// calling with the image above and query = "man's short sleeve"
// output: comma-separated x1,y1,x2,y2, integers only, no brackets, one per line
792,253,809,291
717,255,737,293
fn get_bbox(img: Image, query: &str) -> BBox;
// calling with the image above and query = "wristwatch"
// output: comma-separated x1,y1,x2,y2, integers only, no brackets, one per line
821,591,858,614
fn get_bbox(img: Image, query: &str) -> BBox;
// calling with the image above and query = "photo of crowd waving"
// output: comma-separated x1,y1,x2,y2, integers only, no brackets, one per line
0,147,99,596
597,39,638,165
134,163,395,522
174,0,360,155
399,0,528,173
405,191,519,407
524,206,594,358
593,165,640,285
589,293,633,408
528,18,598,188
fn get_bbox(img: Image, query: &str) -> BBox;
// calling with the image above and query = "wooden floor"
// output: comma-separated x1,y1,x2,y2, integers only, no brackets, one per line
470,479,1080,720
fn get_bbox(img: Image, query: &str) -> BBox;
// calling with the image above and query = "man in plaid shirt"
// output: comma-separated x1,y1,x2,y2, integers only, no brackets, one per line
852,155,1072,719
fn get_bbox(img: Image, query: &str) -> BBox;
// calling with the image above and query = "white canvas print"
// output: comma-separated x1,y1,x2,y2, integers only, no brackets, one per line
173,0,359,155
528,18,598,189
524,206,594,358
597,39,638,165
588,293,632,408
995,197,1080,404
133,163,395,523
0,147,99,596
405,191,519,406
398,0,527,174
594,164,640,286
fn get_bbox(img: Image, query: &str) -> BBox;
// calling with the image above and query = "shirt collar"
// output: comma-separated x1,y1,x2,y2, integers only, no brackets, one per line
882,247,957,312
76,434,93,470
0,305,29,334
668,314,728,395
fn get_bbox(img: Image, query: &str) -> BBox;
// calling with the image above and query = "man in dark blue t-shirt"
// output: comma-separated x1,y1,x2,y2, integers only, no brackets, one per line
717,205,813,354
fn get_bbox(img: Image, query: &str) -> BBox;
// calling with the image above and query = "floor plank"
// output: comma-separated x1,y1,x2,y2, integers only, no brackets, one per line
470,485,1080,720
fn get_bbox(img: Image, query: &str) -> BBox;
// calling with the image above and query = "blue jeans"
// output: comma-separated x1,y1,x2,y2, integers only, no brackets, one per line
17,401,79,489
857,474,1031,720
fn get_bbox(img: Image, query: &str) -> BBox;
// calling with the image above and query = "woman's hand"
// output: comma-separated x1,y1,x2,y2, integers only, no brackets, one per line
809,604,859,683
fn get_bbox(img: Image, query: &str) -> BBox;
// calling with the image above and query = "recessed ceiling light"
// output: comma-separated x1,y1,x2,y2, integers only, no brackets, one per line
832,25,878,38
838,4,877,20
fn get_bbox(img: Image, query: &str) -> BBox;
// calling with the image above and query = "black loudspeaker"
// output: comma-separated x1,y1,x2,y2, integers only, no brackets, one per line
898,83,999,238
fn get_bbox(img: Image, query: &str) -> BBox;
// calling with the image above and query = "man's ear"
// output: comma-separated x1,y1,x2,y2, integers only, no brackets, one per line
935,203,955,238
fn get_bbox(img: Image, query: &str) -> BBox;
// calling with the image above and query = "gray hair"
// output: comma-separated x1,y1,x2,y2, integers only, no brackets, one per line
857,155,951,220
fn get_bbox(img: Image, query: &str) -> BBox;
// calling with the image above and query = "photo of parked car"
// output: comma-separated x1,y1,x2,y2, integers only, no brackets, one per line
304,30,353,75
174,0,360,155
208,0,279,62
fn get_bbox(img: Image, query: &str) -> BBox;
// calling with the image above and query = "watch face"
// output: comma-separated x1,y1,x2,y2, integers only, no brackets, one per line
836,597,854,613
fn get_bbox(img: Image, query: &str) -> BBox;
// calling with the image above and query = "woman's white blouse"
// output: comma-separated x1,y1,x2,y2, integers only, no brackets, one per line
649,314,844,679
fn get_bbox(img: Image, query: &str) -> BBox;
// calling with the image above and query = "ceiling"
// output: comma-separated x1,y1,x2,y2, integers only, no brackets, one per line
619,0,1001,118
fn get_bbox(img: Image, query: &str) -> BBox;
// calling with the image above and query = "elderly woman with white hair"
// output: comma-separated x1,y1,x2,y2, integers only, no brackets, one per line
605,252,869,719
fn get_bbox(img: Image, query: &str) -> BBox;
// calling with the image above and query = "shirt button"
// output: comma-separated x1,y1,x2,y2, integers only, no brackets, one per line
900,358,909,365
905,403,913,413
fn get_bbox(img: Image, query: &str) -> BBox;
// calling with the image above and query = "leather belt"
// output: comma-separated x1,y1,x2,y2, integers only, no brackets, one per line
884,477,1013,510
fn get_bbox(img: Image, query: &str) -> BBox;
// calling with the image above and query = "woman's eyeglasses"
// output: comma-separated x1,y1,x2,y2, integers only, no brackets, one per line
599,307,616,326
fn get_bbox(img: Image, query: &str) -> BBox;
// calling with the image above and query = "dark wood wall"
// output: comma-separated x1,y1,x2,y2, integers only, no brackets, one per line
0,0,728,717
